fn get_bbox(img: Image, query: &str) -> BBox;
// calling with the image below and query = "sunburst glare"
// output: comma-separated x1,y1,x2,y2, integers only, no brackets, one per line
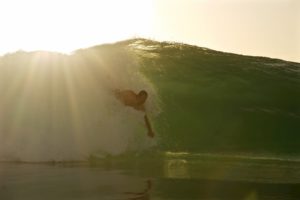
0,0,153,54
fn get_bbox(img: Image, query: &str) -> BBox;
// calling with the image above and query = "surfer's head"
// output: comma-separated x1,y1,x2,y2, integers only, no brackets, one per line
138,90,148,104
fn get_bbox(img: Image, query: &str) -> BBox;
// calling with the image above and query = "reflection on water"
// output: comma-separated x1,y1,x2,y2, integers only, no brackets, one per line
155,178,300,200
124,179,152,200
1,154,300,200
164,159,189,179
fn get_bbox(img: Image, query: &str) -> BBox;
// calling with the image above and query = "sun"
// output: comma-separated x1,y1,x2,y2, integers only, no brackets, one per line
0,0,153,54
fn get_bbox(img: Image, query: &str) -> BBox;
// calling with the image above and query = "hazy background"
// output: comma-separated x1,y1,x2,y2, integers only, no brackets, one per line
0,0,299,62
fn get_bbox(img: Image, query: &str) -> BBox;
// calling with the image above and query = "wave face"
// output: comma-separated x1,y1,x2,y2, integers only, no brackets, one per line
129,39,300,156
0,39,299,161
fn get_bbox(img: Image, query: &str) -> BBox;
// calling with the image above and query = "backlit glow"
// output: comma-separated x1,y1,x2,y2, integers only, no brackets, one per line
0,0,153,54
0,0,298,62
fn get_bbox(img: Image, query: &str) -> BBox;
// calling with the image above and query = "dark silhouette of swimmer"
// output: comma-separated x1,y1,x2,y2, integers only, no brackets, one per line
114,89,154,138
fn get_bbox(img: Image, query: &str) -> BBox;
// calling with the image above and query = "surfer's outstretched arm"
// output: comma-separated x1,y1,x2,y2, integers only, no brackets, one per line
144,114,154,138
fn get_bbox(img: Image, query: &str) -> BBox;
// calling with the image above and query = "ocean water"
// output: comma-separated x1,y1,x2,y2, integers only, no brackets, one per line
0,39,299,199
1,153,300,199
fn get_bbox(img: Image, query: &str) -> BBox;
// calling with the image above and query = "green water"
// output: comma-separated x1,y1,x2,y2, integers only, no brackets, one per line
130,39,300,155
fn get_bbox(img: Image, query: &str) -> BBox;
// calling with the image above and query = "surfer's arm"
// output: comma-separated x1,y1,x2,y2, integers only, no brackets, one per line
144,114,154,138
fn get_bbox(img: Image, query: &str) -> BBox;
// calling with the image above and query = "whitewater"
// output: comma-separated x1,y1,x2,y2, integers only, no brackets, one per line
0,47,160,162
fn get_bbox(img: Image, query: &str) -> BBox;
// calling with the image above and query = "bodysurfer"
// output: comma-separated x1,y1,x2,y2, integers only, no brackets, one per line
114,89,155,138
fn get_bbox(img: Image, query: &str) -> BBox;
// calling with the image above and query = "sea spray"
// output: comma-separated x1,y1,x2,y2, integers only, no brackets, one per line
0,47,160,162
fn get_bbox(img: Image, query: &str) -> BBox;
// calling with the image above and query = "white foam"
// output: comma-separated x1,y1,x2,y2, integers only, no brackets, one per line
0,49,160,162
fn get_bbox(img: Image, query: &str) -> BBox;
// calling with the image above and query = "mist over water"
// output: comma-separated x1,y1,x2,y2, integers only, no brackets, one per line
0,47,159,162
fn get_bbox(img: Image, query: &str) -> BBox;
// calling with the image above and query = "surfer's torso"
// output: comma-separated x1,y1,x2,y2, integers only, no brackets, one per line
115,90,145,111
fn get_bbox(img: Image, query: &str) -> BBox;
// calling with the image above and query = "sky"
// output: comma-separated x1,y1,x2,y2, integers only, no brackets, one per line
0,0,299,62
